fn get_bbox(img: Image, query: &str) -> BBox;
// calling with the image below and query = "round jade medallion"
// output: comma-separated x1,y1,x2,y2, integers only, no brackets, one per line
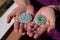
34,15,46,25
18,12,32,23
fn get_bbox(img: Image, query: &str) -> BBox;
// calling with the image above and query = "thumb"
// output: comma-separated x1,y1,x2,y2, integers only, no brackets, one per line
47,17,55,32
47,25,55,32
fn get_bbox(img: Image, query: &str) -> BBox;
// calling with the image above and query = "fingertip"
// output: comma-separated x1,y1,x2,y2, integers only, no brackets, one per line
47,28,50,32
29,33,33,37
47,30,50,32
34,34,39,39
7,16,11,23
27,31,32,37
27,31,30,35
47,26,55,32
22,33,26,35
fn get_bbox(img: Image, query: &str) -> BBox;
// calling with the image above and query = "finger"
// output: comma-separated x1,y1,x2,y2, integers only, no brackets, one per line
34,23,49,39
47,25,55,32
29,32,33,37
14,7,22,32
14,17,19,32
24,24,27,31
19,23,24,33
24,24,32,35
22,33,26,35
34,27,46,39
27,31,33,37
32,24,39,31
7,9,16,23
19,23,26,35
27,21,35,26
27,21,35,31
27,26,32,31
27,22,32,31
33,27,40,33
34,33,40,39
40,24,49,31
22,24,27,35
48,23,55,32
34,27,41,39
47,20,55,32
7,6,21,23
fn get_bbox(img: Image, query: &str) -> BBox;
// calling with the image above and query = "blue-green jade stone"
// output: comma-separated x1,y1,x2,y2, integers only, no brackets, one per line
34,15,46,25
18,12,32,23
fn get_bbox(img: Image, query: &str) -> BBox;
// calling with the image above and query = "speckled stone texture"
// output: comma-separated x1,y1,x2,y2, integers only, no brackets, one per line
18,12,32,23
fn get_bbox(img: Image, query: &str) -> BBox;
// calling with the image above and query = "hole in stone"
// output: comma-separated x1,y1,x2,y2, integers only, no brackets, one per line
39,18,41,21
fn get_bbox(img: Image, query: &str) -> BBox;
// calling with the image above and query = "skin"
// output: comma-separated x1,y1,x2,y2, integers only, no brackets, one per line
14,0,30,6
7,0,32,35
7,5,35,35
7,0,59,39
26,7,55,39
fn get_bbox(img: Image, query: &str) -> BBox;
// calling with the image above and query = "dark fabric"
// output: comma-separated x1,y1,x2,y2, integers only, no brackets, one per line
19,35,36,40
54,7,60,32
19,34,54,40
30,0,43,11
37,0,60,6
37,33,54,40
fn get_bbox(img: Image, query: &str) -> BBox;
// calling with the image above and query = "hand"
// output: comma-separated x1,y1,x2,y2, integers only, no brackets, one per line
7,5,34,35
26,7,55,39
34,7,55,39
7,6,26,33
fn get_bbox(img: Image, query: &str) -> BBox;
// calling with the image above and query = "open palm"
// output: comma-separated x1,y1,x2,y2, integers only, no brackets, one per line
26,7,55,39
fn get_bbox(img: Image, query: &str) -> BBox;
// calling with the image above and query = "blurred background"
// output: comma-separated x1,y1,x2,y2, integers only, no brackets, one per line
0,0,13,17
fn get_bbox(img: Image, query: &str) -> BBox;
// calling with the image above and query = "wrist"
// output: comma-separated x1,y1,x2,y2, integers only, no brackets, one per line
14,0,31,7
14,0,31,11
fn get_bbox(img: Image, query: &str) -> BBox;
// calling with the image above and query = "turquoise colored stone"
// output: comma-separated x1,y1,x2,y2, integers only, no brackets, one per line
18,12,32,23
34,15,46,25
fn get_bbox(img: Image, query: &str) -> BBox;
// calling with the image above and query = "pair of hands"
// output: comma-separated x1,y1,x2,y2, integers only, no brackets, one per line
7,5,55,39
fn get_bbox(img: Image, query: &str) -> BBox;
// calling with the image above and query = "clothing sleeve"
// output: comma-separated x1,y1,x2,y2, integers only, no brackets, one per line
47,30,60,40
54,6,60,32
